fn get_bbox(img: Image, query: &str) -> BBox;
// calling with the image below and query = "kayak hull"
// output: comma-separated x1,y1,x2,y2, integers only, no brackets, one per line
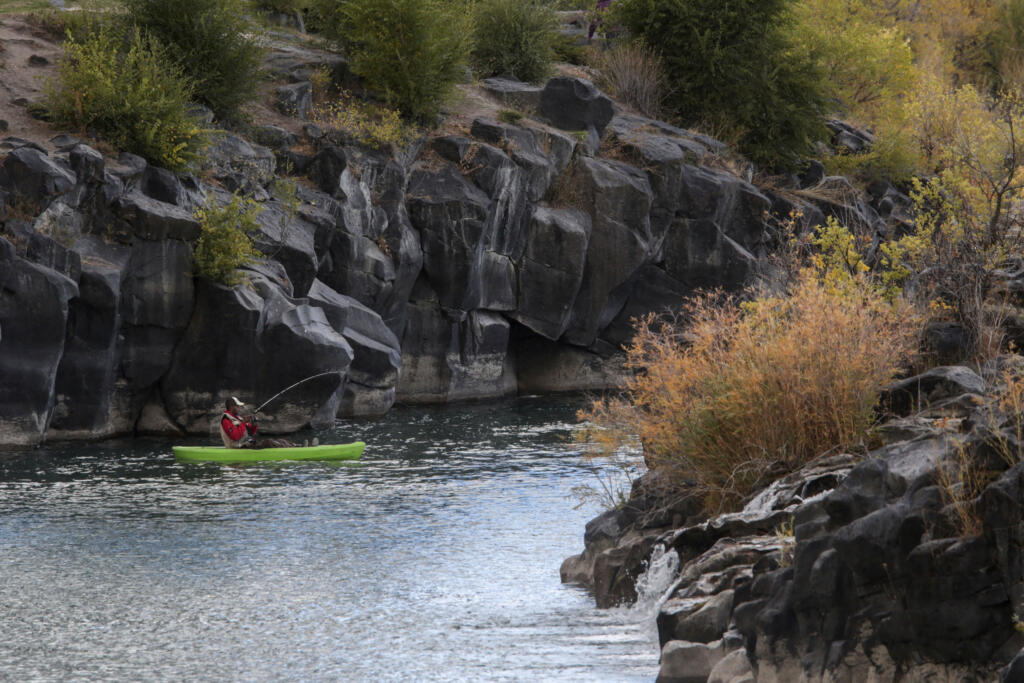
173,442,365,463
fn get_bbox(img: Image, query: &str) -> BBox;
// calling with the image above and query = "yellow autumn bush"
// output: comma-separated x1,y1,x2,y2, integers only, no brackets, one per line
578,271,919,513
311,93,417,150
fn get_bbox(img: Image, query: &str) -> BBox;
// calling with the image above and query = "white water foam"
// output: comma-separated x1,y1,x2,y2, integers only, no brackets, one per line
633,543,681,616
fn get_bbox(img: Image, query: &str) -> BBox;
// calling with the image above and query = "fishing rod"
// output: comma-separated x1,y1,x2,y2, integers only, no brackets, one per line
253,371,342,414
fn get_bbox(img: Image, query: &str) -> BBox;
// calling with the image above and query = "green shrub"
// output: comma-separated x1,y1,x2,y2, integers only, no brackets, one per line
124,0,264,118
192,194,263,285
979,0,1024,94
44,27,207,172
497,108,524,124
551,33,589,65
470,0,558,83
610,0,828,170
791,0,917,124
318,0,472,121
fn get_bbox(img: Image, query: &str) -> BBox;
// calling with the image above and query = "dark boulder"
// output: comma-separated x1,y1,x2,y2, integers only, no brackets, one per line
880,365,986,417
246,193,319,297
659,590,735,644
481,76,543,112
661,165,770,292
310,145,348,196
114,192,201,242
252,125,300,150
468,118,559,202
539,77,615,138
276,81,313,120
49,236,131,438
514,334,629,393
406,165,492,311
562,157,653,347
315,222,396,312
0,146,75,201
307,279,402,389
397,280,515,402
799,160,826,188
600,264,691,348
827,119,876,153
140,166,184,205
4,218,82,282
68,144,105,185
106,153,148,190
119,239,195,412
205,134,276,197
511,206,591,339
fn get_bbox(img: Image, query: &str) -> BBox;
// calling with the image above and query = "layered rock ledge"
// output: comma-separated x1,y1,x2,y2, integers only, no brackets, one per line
563,365,1024,682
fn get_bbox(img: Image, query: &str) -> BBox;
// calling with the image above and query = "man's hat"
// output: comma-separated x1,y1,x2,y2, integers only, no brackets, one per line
225,396,245,409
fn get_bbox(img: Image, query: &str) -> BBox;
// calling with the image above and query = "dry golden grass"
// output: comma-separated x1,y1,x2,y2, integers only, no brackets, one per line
935,364,1024,537
587,41,667,119
936,441,989,537
579,271,920,513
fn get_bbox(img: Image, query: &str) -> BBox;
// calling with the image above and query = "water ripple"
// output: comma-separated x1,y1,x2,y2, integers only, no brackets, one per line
0,395,655,681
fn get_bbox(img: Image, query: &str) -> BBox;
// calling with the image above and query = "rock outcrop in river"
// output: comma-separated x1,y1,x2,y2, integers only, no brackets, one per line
563,364,1024,682
0,34,905,447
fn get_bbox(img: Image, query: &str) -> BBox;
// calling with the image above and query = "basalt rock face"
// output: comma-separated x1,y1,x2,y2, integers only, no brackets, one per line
563,367,1024,682
1,74,892,446
162,266,351,435
0,234,78,446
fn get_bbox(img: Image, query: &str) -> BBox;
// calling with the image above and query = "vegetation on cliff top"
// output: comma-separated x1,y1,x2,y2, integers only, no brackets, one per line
124,0,264,118
318,0,472,121
610,0,828,170
43,26,208,172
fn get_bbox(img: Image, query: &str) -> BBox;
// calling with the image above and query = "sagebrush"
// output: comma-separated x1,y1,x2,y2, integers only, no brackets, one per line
578,272,919,513
588,41,666,118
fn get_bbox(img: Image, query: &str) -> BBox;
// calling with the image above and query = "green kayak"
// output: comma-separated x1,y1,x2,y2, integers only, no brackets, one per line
173,441,365,463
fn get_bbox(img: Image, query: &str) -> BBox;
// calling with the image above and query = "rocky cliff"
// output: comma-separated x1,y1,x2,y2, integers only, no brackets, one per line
563,364,1024,682
0,26,902,447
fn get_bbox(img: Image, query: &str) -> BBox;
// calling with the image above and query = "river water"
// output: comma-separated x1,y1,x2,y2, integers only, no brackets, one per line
0,396,664,682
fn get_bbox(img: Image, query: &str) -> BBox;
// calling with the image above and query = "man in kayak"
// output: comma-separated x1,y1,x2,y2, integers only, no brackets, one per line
220,396,259,448
220,397,307,449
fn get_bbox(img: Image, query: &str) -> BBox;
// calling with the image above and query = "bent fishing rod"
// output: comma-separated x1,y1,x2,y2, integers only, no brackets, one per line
252,371,342,415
